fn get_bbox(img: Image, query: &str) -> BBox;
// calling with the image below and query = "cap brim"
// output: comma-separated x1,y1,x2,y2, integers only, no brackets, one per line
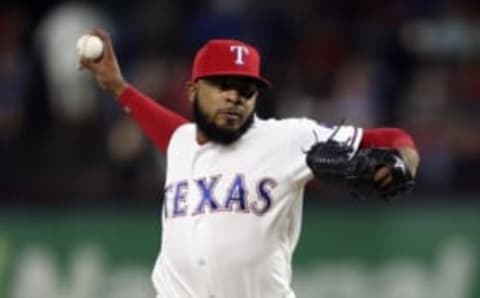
196,73,271,89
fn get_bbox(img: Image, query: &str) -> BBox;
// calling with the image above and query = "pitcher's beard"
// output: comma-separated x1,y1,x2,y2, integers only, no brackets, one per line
193,95,254,145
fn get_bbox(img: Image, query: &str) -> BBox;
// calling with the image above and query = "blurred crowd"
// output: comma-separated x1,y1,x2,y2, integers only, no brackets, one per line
1,0,480,206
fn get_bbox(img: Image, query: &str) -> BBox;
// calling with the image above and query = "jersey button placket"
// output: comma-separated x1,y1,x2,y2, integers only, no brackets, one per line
192,149,221,298
193,217,208,267
191,149,210,286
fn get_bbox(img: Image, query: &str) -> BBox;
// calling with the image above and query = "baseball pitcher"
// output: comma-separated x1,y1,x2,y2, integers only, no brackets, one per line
80,29,420,298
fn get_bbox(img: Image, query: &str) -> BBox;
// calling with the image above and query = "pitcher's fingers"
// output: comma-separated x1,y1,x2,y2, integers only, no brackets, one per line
89,28,115,61
76,58,84,71
377,174,393,189
373,166,390,183
79,56,96,71
374,167,393,189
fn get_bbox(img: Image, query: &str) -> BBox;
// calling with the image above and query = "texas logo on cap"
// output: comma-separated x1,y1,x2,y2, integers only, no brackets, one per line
191,39,271,88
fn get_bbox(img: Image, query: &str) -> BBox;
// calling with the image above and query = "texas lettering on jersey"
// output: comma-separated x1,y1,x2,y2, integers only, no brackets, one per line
163,174,278,218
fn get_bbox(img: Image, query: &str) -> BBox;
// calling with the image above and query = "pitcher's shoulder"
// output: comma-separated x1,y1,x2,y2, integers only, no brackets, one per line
171,122,195,139
253,117,321,132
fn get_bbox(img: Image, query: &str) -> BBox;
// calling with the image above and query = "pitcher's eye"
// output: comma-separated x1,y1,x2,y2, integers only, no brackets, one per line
238,86,258,99
205,77,258,99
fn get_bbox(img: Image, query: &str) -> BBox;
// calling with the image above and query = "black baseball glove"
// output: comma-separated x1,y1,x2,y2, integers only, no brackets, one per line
306,139,414,200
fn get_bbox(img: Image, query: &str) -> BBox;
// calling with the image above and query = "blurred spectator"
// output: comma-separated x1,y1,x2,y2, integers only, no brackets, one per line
0,6,29,197
329,56,378,127
187,0,250,48
106,117,151,200
400,63,454,192
35,2,111,124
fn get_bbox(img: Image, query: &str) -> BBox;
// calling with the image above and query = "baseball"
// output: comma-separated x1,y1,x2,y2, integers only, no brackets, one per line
76,34,104,60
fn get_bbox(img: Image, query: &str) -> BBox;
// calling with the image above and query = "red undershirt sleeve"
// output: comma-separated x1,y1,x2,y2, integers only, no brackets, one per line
117,85,189,154
360,128,416,149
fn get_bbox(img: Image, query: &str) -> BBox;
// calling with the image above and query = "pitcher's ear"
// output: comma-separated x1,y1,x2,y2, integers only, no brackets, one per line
186,81,196,102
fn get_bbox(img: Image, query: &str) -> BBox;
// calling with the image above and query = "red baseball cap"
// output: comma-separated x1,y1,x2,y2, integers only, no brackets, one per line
191,39,271,88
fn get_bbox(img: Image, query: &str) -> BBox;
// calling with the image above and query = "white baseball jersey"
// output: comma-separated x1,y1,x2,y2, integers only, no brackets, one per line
152,117,363,298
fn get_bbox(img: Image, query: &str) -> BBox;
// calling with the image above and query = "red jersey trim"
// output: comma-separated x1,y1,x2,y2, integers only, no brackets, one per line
361,128,416,149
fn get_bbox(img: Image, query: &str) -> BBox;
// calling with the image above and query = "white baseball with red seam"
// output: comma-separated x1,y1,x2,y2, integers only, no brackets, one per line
76,34,104,60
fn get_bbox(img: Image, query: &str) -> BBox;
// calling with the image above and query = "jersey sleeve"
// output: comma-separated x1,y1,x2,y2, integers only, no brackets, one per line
360,128,416,149
287,118,363,184
117,85,189,154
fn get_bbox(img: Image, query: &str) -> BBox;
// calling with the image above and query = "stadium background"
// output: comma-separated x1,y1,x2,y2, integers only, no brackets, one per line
0,0,479,297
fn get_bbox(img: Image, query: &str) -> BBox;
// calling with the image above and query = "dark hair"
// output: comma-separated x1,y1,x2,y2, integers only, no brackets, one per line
192,94,255,145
